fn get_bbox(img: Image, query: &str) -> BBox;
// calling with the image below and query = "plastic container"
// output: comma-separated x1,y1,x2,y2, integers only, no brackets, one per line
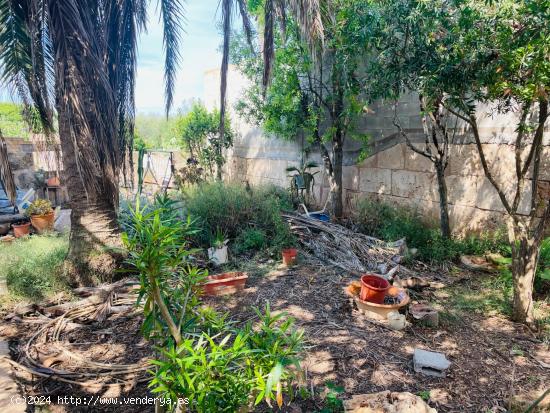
387,311,406,330
282,248,298,266
360,274,390,304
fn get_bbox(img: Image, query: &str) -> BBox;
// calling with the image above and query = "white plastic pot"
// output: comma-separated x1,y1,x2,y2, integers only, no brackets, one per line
208,245,228,265
387,311,406,331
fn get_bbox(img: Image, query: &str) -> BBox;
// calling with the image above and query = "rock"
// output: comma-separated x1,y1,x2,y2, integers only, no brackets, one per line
344,391,436,412
413,349,451,378
410,304,439,328
54,208,71,233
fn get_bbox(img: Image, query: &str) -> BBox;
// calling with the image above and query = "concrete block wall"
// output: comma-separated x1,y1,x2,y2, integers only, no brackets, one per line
203,67,549,235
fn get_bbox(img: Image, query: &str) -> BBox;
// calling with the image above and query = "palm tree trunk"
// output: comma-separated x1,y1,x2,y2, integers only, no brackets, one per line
57,96,122,286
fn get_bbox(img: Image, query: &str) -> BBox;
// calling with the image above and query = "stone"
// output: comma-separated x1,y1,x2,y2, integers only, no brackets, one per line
358,168,392,194
413,349,451,378
344,391,437,413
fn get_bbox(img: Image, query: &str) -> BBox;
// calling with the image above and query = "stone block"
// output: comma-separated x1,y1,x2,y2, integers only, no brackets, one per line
448,204,506,236
342,166,359,191
446,175,479,207
247,158,289,183
448,144,482,176
377,144,404,170
359,168,392,194
357,153,377,169
413,349,451,378
391,170,437,201
403,144,435,172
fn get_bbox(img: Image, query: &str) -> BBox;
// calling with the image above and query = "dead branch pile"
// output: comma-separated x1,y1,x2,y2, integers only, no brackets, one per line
2,279,150,389
283,213,414,276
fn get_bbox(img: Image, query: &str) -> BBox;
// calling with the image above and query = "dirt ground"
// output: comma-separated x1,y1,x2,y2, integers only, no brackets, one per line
0,255,549,413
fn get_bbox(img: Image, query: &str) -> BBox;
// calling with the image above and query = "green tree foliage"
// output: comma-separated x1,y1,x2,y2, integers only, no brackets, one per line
368,0,549,324
134,114,178,149
174,103,234,179
232,0,373,218
0,102,29,138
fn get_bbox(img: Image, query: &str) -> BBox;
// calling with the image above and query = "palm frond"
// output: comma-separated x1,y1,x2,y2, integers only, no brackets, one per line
236,0,254,53
159,0,184,116
0,0,54,133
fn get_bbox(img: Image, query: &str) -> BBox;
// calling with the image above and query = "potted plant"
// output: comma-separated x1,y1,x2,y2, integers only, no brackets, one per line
207,228,228,265
12,220,31,238
26,199,54,233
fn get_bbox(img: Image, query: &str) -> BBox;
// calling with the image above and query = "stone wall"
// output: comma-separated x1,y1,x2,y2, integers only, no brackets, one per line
4,138,35,188
202,67,549,235
4,137,67,205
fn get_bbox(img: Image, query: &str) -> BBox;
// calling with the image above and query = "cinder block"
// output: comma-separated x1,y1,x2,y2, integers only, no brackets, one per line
413,349,451,378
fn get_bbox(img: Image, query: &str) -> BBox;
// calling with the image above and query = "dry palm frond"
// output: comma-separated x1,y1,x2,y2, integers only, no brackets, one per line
0,132,17,205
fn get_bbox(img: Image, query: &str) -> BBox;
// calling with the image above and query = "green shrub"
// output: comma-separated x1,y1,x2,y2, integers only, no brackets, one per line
149,305,304,412
183,182,294,253
234,228,267,253
0,234,69,299
355,198,513,263
355,198,459,262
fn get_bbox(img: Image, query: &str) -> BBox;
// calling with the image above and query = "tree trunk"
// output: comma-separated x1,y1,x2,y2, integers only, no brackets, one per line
510,225,539,325
331,130,344,219
435,162,451,239
57,94,122,286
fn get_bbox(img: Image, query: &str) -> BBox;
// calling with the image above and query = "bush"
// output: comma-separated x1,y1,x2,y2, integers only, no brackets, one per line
150,305,304,412
355,198,511,263
234,228,267,254
0,234,69,299
183,182,294,253
355,199,460,262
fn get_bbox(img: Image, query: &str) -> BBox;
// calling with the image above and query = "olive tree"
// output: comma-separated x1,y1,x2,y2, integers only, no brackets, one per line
442,0,549,324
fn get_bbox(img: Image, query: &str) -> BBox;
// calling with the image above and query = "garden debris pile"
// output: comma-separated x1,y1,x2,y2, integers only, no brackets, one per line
283,212,413,276
2,279,149,390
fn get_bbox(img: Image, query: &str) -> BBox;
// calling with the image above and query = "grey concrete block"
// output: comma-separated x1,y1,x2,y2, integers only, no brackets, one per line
413,348,451,378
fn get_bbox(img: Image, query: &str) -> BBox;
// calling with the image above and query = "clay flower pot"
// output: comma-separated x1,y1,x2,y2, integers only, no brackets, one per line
12,222,31,238
203,271,248,296
30,211,55,233
46,176,60,187
360,274,390,304
282,248,298,266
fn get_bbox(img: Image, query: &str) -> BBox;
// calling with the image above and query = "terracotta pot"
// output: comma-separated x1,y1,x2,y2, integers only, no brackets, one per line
281,248,298,266
30,211,55,233
47,176,60,187
360,274,390,304
12,222,31,238
203,271,248,296
0,223,10,236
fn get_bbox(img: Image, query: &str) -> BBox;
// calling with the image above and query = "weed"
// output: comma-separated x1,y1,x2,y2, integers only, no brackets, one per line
317,381,344,413
418,390,431,402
